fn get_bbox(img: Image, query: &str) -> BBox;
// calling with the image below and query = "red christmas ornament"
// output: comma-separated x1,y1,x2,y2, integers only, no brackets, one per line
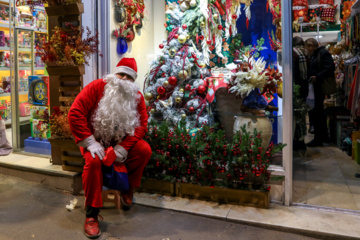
157,86,166,95
168,76,177,85
159,43,164,49
232,14,237,19
182,24,187,29
197,85,206,94
206,39,212,45
199,35,204,41
185,84,191,91
218,25,223,30
174,34,179,39
189,106,195,112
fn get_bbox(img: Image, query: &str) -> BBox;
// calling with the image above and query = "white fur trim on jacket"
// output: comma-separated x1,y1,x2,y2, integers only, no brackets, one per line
113,66,137,80
114,144,128,160
77,135,96,148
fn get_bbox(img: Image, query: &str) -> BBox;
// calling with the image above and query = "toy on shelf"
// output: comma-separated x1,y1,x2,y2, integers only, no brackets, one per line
0,99,9,120
19,78,29,92
0,4,10,24
16,7,35,28
28,75,49,106
2,76,10,92
19,102,31,117
34,9,46,30
30,105,49,120
31,118,50,139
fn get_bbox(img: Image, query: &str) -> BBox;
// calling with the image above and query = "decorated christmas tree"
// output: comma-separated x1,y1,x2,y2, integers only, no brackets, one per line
144,1,257,129
144,5,213,129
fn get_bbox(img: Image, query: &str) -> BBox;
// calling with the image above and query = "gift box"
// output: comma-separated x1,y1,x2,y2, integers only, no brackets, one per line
19,102,31,117
30,105,49,120
19,78,29,92
31,119,50,139
0,99,9,120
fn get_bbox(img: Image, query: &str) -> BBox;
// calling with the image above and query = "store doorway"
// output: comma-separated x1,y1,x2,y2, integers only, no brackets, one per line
291,0,360,211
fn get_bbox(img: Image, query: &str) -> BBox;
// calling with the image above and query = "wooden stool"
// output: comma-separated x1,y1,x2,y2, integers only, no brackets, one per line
101,189,121,209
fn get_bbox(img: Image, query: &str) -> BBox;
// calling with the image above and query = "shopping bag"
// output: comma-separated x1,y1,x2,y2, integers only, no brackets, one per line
0,119,12,156
101,146,129,192
102,163,129,192
306,83,315,110
321,75,337,95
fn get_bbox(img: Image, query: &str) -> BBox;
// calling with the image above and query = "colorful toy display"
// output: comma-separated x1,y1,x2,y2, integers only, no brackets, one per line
19,102,31,117
28,75,49,105
30,105,49,119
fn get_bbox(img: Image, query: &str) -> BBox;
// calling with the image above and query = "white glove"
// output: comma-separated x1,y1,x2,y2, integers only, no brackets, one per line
114,145,128,163
87,141,105,160
78,135,105,160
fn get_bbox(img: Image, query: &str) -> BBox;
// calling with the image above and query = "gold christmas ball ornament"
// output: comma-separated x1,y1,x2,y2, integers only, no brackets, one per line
175,97,182,103
144,92,153,101
213,13,219,20
181,114,187,119
178,70,188,79
150,108,156,114
178,34,187,44
277,81,283,98
163,80,169,86
179,88,185,93
200,21,206,28
199,63,206,68
169,48,176,57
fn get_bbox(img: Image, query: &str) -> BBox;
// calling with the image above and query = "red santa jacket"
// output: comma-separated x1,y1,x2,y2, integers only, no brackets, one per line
68,79,148,152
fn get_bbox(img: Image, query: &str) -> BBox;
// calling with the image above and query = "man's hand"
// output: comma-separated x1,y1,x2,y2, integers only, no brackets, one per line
309,76,316,83
87,141,105,160
114,145,128,163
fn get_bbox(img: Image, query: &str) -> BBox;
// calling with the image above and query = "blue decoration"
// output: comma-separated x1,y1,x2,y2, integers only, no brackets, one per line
242,88,268,110
117,37,128,55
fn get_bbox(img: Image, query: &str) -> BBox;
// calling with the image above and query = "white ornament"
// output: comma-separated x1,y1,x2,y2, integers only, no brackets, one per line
190,0,197,7
180,1,190,11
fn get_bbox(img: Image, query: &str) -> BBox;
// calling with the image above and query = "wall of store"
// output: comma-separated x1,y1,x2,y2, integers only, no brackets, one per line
109,0,165,93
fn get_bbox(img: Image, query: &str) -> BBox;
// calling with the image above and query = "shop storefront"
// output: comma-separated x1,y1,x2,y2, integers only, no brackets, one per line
2,0,360,213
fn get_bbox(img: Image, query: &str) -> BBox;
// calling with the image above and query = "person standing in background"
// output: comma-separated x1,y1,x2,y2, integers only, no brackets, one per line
305,38,335,147
293,36,310,150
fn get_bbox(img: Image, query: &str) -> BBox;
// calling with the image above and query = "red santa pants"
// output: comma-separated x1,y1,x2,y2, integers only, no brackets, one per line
81,139,152,208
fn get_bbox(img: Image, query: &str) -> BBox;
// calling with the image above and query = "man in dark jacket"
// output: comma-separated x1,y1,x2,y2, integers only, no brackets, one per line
293,36,310,150
305,38,335,147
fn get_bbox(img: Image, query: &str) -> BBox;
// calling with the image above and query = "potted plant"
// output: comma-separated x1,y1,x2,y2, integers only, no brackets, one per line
143,119,286,208
48,105,83,171
36,23,101,71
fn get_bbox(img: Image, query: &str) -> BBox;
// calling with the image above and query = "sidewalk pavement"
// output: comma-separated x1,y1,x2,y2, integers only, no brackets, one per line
0,173,337,240
1,153,360,239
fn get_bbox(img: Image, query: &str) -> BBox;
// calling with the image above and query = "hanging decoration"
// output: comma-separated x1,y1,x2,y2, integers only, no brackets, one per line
112,0,145,55
224,0,253,39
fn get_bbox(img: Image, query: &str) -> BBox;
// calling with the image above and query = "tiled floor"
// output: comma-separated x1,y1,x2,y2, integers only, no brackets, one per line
293,144,360,211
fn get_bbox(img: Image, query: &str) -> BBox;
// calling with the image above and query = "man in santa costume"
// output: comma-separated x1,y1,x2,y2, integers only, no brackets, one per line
68,57,151,238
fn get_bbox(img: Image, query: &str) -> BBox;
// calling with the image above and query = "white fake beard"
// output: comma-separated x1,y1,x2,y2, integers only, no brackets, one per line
92,74,140,147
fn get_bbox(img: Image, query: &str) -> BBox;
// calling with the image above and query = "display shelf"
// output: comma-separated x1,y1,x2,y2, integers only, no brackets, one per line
0,47,10,51
4,115,31,125
0,23,10,29
0,91,28,97
15,26,47,33
0,0,9,4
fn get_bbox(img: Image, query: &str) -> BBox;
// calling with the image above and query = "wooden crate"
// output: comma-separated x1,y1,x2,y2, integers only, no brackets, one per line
48,138,84,172
46,65,85,76
175,182,270,209
45,3,84,17
137,178,176,196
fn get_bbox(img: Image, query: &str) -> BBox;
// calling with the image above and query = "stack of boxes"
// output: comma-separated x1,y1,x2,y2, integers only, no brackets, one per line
24,75,51,155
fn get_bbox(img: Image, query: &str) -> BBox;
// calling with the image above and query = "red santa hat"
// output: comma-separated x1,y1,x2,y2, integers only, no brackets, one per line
113,57,138,80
